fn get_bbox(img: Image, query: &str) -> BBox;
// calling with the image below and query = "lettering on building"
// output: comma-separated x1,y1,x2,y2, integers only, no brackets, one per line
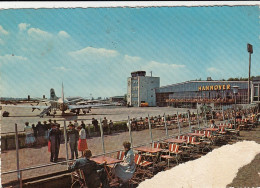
198,84,231,91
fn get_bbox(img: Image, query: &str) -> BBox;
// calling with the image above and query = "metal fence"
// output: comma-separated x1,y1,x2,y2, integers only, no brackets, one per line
1,111,209,187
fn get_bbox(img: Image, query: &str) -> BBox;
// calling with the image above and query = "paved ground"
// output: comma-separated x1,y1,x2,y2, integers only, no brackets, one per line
227,125,260,187
1,104,195,133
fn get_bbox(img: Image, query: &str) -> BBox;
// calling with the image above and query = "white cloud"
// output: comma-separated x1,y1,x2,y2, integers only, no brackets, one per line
53,66,69,72
147,60,186,69
69,47,119,58
0,54,28,64
0,38,4,45
0,25,8,35
58,31,70,38
124,54,141,62
18,23,30,31
207,67,221,73
27,28,52,39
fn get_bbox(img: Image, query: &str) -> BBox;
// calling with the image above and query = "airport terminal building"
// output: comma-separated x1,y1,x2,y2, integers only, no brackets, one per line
127,71,260,109
155,78,249,109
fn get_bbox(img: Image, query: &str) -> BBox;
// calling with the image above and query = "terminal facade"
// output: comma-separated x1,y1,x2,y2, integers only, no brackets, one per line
252,76,260,104
155,78,250,109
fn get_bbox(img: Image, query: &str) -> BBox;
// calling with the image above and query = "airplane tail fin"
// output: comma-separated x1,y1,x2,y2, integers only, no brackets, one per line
50,88,58,100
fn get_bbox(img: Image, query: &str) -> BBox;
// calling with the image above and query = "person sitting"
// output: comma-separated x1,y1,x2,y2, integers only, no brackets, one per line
114,141,136,184
210,119,217,128
68,149,106,188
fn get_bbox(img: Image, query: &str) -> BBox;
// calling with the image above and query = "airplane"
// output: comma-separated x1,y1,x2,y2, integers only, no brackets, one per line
1,84,114,118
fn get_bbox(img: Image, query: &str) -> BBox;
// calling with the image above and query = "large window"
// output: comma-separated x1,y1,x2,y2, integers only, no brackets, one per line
253,84,259,102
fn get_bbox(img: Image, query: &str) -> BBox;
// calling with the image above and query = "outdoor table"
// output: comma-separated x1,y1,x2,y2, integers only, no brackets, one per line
164,138,186,144
91,156,122,165
91,156,122,180
188,133,204,137
204,128,219,131
135,146,163,153
135,146,163,161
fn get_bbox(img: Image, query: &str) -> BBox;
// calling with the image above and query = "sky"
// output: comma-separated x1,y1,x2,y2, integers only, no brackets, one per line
0,6,259,98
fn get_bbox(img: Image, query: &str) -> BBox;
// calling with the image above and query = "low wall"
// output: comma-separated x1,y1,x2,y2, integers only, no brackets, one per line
23,174,71,188
1,121,128,151
2,173,72,188
1,120,202,151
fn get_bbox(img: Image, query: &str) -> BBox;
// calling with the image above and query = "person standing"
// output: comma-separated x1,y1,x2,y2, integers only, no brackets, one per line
53,120,60,127
92,118,99,133
108,120,113,134
77,126,88,156
68,121,73,127
47,119,53,130
49,124,61,162
102,117,108,134
67,124,79,160
36,121,46,146
74,120,79,128
32,124,37,142
80,120,88,137
80,120,86,130
43,121,49,141
24,122,35,147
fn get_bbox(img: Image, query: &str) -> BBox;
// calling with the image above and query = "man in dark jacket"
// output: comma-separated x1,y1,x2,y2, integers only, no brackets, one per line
49,124,61,162
47,119,53,130
68,149,107,188
36,121,47,146
67,124,79,160
92,118,99,133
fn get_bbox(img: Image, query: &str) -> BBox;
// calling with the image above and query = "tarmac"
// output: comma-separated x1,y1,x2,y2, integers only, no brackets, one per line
1,104,195,133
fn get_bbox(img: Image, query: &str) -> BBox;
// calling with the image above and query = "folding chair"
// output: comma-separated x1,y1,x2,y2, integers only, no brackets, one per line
185,136,199,153
191,137,204,153
71,169,87,188
201,131,212,153
161,144,182,167
116,150,125,160
151,142,161,149
131,154,153,182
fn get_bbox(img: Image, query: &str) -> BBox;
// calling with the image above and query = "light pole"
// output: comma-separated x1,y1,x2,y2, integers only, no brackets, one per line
233,86,239,129
247,43,253,104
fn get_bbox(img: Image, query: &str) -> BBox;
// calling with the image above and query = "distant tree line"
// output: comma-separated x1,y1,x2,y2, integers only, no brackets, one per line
226,76,259,81
192,76,259,82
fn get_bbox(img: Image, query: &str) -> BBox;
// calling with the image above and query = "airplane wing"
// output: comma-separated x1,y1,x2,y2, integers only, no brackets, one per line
66,98,85,104
0,104,51,116
0,104,49,109
39,106,52,118
68,103,112,110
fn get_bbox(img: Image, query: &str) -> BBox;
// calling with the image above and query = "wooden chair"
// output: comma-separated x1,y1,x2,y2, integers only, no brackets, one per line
116,150,125,160
161,144,182,166
71,169,87,188
151,142,161,149
131,154,153,182
135,154,153,168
